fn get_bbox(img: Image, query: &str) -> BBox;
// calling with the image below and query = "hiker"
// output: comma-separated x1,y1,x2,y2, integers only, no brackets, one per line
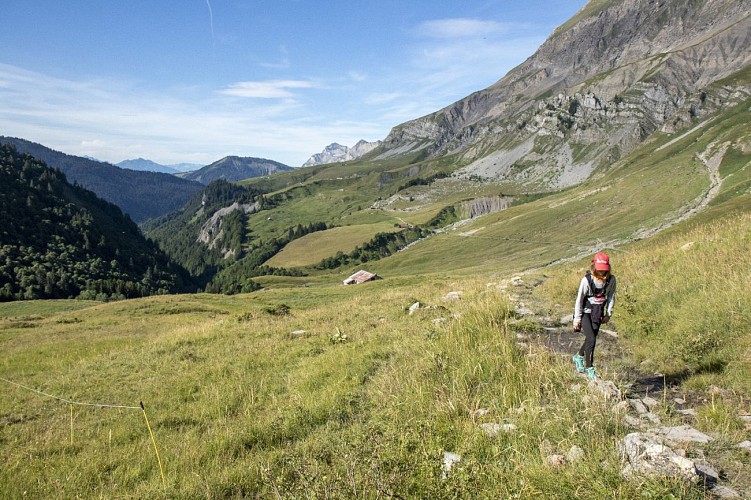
572,252,617,380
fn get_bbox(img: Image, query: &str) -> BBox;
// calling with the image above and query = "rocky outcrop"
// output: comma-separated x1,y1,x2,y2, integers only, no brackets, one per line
197,201,260,255
378,0,751,189
458,196,513,219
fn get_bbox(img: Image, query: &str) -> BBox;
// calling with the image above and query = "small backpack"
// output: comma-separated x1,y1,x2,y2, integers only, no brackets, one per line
585,271,612,328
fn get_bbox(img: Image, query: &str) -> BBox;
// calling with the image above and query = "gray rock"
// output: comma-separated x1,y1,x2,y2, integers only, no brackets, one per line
629,398,649,414
588,379,621,400
736,440,751,453
408,302,420,315
619,432,699,482
624,415,643,428
694,460,719,483
673,397,686,405
546,454,566,468
709,485,741,498
614,400,630,413
678,408,698,417
479,423,502,437
648,425,713,444
642,396,660,410
290,329,306,337
471,408,490,418
442,291,463,302
641,413,662,424
515,305,534,316
501,423,518,433
567,445,585,463
442,451,461,478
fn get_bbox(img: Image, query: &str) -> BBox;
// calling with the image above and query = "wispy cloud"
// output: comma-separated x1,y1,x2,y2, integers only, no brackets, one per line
219,80,317,98
416,18,510,38
0,63,376,166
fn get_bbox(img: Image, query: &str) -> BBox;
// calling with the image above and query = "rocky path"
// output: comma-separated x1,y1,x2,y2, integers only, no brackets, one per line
501,275,750,498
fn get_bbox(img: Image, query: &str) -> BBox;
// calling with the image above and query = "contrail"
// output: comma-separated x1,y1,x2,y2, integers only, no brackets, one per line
205,0,215,40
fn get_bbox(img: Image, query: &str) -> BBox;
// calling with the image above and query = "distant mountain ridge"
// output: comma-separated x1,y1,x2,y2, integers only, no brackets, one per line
182,156,293,185
302,140,382,167
117,158,201,174
0,137,204,222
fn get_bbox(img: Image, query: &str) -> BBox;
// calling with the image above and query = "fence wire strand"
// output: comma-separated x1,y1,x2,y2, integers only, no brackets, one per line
0,376,141,409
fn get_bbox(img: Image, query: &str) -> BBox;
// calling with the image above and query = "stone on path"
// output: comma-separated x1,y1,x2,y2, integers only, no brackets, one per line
629,399,648,414
624,415,642,428
588,379,621,400
710,485,741,498
649,425,713,444
641,413,662,425
619,432,699,482
678,408,698,417
642,396,660,410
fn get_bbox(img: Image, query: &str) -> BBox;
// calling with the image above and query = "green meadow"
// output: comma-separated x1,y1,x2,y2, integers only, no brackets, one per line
2,100,751,497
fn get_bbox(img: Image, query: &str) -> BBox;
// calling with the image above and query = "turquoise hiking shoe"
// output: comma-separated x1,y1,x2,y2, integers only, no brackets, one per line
572,354,585,373
586,367,597,381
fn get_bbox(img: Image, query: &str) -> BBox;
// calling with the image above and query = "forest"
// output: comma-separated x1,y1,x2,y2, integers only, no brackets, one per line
0,144,193,301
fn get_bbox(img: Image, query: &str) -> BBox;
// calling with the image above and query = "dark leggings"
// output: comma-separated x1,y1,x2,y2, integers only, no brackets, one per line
577,313,599,368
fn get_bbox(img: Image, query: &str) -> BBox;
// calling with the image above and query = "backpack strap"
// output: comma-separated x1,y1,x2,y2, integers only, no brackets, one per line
585,271,611,298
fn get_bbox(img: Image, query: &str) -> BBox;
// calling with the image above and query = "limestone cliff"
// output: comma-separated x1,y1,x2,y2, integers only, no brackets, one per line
375,0,751,189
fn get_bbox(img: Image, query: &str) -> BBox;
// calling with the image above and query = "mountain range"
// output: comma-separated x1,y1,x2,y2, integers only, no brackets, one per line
116,158,202,174
0,137,204,223
2,0,750,298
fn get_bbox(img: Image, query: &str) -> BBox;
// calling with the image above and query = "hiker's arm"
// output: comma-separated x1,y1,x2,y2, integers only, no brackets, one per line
605,276,617,317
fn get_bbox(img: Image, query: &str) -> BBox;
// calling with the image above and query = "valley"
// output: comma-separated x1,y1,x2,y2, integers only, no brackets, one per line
1,0,750,497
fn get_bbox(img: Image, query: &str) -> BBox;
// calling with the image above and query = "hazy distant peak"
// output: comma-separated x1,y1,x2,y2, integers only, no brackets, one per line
302,140,382,167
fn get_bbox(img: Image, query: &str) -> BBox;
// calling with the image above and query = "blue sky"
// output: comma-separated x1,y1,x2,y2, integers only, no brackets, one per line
0,1,586,167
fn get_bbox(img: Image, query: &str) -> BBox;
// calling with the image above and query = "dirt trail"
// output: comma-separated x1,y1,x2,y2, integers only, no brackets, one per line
504,278,711,406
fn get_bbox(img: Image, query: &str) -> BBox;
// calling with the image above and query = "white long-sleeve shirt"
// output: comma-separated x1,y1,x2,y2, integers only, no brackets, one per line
573,274,617,324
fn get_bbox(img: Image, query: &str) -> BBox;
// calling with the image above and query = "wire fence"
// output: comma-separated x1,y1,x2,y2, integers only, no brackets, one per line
0,376,166,491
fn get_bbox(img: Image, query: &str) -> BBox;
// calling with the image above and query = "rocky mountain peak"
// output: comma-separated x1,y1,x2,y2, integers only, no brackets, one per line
376,0,751,189
302,140,382,167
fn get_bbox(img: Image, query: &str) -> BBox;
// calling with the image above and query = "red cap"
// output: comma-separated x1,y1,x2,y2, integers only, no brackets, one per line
593,252,610,270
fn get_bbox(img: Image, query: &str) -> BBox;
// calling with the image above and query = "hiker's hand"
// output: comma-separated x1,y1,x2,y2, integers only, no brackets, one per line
573,322,581,332
601,315,610,324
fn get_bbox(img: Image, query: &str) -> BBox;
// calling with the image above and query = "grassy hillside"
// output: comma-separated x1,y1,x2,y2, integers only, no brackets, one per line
3,209,750,496
265,222,400,268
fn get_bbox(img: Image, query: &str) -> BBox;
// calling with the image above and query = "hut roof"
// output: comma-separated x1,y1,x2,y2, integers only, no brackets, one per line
342,270,380,285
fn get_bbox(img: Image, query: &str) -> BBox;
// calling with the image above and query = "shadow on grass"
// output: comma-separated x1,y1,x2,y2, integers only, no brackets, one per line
626,359,728,398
